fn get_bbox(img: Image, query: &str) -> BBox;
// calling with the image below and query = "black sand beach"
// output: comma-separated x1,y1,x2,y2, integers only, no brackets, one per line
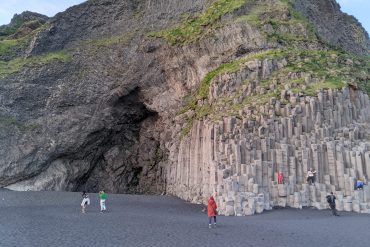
0,191,369,247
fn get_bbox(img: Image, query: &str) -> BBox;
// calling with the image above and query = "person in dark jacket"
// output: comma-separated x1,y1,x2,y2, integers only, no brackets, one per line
326,192,339,216
207,196,218,228
356,179,364,190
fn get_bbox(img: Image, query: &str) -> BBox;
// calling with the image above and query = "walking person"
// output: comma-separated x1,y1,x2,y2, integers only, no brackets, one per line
326,192,339,216
81,191,90,213
99,190,107,212
207,196,218,228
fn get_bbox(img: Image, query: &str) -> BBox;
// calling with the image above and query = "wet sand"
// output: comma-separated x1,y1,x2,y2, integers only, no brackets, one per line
0,190,369,247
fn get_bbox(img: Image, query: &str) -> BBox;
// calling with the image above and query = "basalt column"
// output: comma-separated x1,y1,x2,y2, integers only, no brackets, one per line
167,88,370,216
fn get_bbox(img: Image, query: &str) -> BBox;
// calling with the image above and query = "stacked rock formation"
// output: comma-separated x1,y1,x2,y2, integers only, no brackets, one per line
167,57,370,215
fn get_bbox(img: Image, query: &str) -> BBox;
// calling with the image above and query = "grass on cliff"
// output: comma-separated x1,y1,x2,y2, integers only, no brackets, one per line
236,0,317,47
148,0,318,47
179,49,287,136
0,51,72,78
179,49,369,137
0,37,31,57
0,23,50,59
285,50,369,94
182,49,286,106
0,114,19,128
304,80,344,96
0,39,19,55
148,0,246,45
85,32,136,48
0,113,41,130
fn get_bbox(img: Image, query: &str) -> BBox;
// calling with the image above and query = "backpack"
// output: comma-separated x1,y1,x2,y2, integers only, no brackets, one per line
326,195,332,204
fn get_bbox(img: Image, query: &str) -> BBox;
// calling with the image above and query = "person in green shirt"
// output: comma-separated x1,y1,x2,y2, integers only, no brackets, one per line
99,190,107,212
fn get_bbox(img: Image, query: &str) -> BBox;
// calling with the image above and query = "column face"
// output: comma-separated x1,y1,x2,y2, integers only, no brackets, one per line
326,142,337,186
355,151,365,179
168,87,370,216
289,157,296,180
365,152,370,181
336,145,346,190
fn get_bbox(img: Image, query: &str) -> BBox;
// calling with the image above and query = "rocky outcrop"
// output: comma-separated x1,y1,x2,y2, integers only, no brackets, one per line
294,0,370,55
0,11,48,61
0,0,369,218
0,11,48,38
0,0,215,193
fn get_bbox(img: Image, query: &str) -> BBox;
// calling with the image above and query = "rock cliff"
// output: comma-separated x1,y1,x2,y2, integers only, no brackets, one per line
0,0,369,215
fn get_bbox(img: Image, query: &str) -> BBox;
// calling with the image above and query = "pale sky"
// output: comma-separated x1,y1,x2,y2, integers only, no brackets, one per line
337,0,370,35
0,0,86,25
0,0,369,35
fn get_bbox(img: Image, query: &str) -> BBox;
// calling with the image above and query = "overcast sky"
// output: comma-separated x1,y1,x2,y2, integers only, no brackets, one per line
0,0,369,34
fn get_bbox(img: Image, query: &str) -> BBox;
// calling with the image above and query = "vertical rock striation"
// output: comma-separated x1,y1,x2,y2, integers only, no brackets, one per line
167,87,370,215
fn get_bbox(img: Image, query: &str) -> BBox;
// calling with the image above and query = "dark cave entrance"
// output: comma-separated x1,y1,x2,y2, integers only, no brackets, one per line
73,87,161,193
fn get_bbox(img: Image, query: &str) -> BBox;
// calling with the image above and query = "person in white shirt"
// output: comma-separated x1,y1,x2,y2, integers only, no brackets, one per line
81,191,90,213
306,168,317,185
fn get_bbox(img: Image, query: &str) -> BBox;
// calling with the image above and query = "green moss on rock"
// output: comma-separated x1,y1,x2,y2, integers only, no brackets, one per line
148,0,247,45
0,39,20,56
85,32,136,48
0,51,72,78
179,49,369,137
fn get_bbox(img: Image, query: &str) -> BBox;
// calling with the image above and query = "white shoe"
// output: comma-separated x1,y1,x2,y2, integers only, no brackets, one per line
208,224,212,229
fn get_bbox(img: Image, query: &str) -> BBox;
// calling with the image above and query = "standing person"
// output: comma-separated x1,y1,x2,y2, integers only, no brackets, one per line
99,190,107,212
207,196,217,228
326,192,339,216
278,171,284,184
81,191,90,213
312,169,317,183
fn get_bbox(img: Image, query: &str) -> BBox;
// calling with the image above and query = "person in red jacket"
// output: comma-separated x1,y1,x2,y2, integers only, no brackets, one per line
278,171,284,184
207,196,218,228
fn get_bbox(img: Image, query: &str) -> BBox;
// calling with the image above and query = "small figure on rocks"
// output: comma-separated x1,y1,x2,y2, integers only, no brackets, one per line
207,196,218,228
326,192,339,216
356,179,364,190
278,171,284,184
81,191,90,213
307,168,317,185
99,190,107,212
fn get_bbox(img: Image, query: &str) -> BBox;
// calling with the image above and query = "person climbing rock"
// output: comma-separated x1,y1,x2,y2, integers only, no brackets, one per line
326,192,339,216
81,191,90,213
99,190,107,212
307,168,316,185
207,196,218,228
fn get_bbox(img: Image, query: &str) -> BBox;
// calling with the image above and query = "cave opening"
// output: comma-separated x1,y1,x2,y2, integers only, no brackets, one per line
74,87,161,194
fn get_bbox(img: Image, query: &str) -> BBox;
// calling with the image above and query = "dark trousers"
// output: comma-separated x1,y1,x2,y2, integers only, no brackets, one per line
357,184,363,189
208,216,216,224
307,176,315,184
329,204,338,216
